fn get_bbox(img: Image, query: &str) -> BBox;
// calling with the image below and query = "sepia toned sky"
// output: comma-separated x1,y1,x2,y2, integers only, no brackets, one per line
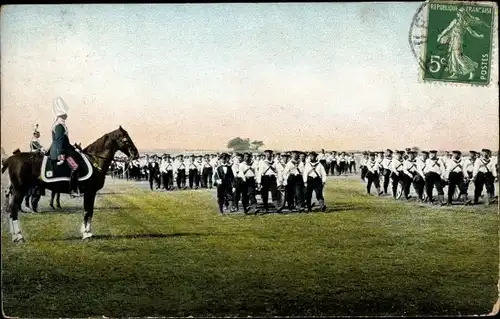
1,3,498,153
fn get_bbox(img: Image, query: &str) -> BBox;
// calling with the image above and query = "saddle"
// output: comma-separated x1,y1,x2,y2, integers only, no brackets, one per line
40,146,93,183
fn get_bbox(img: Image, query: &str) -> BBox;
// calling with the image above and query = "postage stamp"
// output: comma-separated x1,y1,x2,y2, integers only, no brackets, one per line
421,1,496,85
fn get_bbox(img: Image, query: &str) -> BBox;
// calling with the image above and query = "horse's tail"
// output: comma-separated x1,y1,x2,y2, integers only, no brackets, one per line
1,156,10,174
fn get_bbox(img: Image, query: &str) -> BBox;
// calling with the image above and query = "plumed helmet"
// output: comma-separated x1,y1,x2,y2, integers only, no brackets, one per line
53,96,69,117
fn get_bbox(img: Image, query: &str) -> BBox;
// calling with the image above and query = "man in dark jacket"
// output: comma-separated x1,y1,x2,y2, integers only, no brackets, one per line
213,153,236,214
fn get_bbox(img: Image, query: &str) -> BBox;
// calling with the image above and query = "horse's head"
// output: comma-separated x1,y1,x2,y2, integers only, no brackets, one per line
111,126,140,161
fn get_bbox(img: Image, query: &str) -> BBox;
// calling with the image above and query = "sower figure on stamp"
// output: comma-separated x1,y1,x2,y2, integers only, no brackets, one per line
213,153,236,214
303,151,327,212
238,152,259,215
390,151,405,199
471,149,497,205
365,152,383,196
423,150,446,205
278,151,305,213
416,151,429,202
444,150,467,205
463,150,478,202
50,96,80,197
437,7,488,80
402,150,421,200
257,150,281,213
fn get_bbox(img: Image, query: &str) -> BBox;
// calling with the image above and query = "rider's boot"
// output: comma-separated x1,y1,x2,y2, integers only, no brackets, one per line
69,170,80,197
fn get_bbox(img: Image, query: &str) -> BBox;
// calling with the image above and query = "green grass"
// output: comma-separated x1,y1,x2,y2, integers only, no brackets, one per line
2,178,498,317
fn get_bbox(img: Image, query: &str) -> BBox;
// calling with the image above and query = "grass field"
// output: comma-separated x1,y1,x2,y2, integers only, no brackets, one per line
1,177,499,317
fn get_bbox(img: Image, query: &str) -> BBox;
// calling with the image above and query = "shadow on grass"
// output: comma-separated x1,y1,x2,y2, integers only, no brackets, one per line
34,206,131,215
42,232,237,242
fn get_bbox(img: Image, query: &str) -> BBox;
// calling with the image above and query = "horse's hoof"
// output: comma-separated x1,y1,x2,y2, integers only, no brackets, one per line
12,234,25,243
56,206,62,209
82,232,93,240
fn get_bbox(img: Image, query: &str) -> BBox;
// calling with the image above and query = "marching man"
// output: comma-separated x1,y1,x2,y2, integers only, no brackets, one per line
416,151,429,201
423,150,446,205
303,151,327,212
390,150,405,199
365,152,383,196
279,151,305,213
238,152,259,214
213,153,236,214
471,149,497,205
444,150,466,204
402,150,423,200
256,150,281,213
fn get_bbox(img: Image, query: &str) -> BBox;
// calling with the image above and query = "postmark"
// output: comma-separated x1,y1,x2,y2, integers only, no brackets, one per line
409,1,496,85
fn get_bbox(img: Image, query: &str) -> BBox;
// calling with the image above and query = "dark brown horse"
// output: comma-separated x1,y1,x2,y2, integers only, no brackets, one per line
2,126,139,242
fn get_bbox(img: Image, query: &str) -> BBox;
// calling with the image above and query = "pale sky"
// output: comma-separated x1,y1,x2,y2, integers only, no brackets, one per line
1,3,498,153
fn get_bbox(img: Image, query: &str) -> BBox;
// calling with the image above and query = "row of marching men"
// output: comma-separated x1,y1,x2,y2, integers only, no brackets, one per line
359,149,498,205
212,150,327,214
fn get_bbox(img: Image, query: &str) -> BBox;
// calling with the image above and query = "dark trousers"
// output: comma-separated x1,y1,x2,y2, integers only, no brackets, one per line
217,183,234,212
337,162,345,175
320,160,327,174
176,170,186,188
330,162,337,176
474,172,495,203
361,166,368,180
306,176,324,209
425,172,444,201
261,175,279,210
162,171,173,190
413,174,426,200
195,170,202,188
391,171,404,198
285,175,305,209
202,167,213,188
383,169,391,194
242,177,258,210
149,173,160,190
448,171,465,203
349,161,356,173
366,171,380,194
233,177,244,208
188,169,198,188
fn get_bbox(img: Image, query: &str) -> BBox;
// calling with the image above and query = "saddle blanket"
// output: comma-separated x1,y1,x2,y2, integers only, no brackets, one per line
40,150,93,183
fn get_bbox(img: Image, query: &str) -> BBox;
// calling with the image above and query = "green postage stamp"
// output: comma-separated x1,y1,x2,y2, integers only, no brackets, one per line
422,1,496,85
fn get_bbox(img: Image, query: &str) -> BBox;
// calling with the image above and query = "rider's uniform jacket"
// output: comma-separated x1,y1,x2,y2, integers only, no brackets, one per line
50,117,70,160
30,138,44,153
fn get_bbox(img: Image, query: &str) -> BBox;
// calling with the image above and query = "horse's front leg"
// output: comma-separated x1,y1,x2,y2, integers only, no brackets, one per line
81,192,96,240
9,189,26,243
56,192,61,209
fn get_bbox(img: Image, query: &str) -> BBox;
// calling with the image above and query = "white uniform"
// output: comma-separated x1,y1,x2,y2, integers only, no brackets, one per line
303,161,327,184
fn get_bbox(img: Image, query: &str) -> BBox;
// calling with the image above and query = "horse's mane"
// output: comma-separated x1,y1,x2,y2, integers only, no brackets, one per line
83,128,121,154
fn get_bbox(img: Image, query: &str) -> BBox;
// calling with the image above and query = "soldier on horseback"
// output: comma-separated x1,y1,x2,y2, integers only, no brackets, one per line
50,96,80,197
26,124,46,211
